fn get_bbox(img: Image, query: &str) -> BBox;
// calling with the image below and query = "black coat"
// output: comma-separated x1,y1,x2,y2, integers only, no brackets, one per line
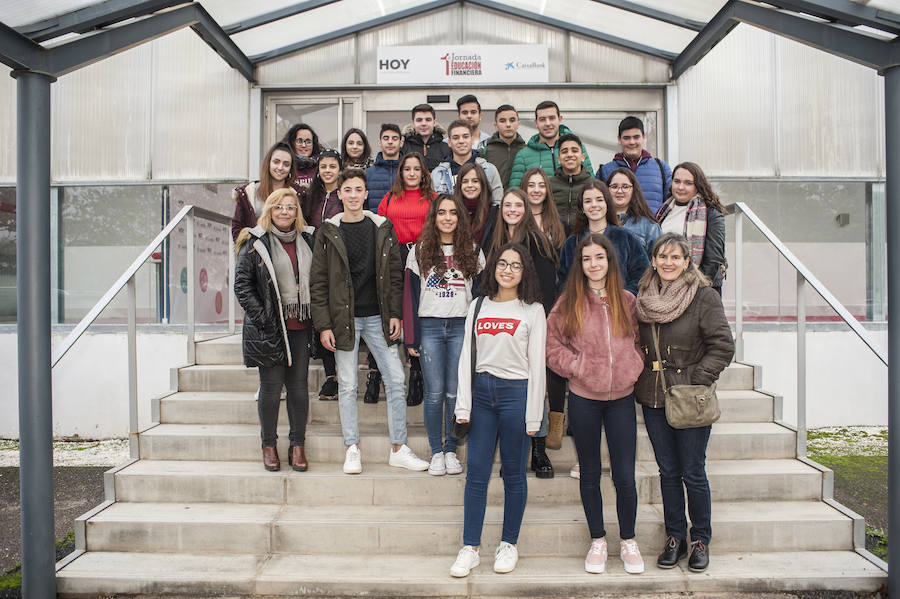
234,227,314,368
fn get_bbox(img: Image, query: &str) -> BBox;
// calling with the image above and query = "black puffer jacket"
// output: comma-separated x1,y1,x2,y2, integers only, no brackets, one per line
234,225,314,368
634,285,735,409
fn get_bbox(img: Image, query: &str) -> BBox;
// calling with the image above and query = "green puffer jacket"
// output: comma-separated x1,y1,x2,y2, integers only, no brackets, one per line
508,124,593,188
309,211,403,350
549,167,594,230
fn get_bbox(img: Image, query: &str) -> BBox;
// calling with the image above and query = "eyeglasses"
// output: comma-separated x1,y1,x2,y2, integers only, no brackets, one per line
294,138,313,146
609,184,633,192
496,260,523,273
273,205,298,213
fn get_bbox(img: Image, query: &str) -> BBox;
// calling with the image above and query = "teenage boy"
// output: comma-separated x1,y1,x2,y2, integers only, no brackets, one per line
482,104,525,189
401,103,451,171
366,123,403,213
457,94,491,150
549,133,594,229
508,100,593,188
598,116,672,213
310,168,430,474
431,120,504,205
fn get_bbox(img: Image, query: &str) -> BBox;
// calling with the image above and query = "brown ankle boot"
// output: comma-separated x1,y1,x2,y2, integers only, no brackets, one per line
262,445,280,471
546,411,564,450
290,445,308,472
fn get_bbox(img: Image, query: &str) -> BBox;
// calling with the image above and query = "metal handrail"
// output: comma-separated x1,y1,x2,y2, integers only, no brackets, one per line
727,201,888,457
50,204,235,457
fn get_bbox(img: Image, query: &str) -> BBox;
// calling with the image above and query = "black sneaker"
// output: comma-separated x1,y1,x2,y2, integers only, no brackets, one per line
318,375,338,401
656,536,687,569
688,540,709,572
363,370,381,404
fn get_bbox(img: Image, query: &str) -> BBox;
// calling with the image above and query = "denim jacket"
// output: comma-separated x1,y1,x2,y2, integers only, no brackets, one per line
618,212,661,259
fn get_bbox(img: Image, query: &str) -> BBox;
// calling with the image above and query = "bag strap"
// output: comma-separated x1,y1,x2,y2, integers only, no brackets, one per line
471,296,486,385
650,322,669,393
655,158,666,194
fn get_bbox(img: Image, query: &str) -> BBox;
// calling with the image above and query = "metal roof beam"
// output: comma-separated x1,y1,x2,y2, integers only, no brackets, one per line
466,0,677,61
223,0,341,35
40,4,253,81
674,0,897,79
15,0,190,43
588,0,707,32
0,22,49,71
759,0,900,35
250,0,457,63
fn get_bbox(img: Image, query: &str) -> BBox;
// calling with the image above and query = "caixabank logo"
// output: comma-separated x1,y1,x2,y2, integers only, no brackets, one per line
440,51,483,77
505,59,547,71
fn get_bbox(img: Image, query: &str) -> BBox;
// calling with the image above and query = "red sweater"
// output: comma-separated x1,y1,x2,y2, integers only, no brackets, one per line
377,188,433,244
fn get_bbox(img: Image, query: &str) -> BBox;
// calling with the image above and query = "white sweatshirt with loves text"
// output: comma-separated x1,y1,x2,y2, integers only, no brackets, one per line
455,298,547,432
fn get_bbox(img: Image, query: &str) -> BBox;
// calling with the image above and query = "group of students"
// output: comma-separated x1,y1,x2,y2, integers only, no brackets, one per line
232,102,733,579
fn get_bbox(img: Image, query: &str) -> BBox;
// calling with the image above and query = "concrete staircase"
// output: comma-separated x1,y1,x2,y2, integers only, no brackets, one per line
56,334,887,597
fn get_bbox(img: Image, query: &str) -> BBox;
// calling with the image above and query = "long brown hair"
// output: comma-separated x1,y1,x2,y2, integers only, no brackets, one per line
605,167,656,221
454,162,491,235
520,167,565,250
416,194,480,279
257,142,296,205
386,152,435,207
479,242,543,305
558,233,632,338
572,180,620,235
490,189,557,265
672,162,725,214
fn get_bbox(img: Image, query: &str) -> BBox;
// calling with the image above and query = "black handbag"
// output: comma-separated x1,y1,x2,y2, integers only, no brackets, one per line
452,296,485,444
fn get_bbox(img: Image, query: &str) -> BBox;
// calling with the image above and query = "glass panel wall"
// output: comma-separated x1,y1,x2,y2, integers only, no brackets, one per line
0,188,15,324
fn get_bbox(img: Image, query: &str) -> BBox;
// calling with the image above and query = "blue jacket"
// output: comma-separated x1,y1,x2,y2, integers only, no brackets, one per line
557,226,649,295
599,154,672,214
431,153,504,206
618,212,661,259
365,152,400,213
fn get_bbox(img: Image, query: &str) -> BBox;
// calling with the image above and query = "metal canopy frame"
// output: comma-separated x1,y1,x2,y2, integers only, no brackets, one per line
14,0,190,43
222,0,342,35
0,3,254,81
763,0,900,35
674,0,900,78
588,0,707,31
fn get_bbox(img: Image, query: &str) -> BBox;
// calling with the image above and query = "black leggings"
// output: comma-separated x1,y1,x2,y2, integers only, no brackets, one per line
547,367,566,413
258,328,310,446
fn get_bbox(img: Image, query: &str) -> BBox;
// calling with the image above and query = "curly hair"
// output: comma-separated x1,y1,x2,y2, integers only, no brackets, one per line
571,180,621,235
672,162,725,214
479,242,543,305
416,194,480,280
283,123,322,157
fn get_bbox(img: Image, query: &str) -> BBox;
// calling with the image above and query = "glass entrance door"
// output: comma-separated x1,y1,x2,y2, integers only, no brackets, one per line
264,94,361,152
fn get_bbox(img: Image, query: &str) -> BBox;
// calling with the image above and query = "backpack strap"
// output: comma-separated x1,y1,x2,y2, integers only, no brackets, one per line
655,158,666,194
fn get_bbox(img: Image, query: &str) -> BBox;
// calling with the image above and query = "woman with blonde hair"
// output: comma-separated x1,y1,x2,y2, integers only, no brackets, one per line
234,187,315,472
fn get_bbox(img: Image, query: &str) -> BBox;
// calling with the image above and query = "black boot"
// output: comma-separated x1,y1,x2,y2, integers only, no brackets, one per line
531,437,554,478
363,370,381,404
688,540,709,572
406,367,423,406
656,536,687,569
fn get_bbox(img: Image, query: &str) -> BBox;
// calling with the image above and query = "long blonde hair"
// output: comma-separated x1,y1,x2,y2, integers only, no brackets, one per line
236,187,306,254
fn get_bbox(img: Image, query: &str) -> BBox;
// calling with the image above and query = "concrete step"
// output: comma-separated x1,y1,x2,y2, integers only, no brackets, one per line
158,390,773,426
82,500,853,556
113,459,822,505
177,362,756,393
138,422,796,463
56,550,887,597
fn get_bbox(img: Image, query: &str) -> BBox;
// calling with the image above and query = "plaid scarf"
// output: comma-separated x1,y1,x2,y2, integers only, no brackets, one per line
658,194,707,268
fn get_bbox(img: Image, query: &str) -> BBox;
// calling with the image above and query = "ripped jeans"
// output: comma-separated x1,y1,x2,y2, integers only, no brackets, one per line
418,317,466,455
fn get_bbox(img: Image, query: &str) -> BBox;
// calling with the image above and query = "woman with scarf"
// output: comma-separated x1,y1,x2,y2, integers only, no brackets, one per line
634,232,734,573
234,187,315,472
655,162,726,294
341,128,374,170
283,123,322,192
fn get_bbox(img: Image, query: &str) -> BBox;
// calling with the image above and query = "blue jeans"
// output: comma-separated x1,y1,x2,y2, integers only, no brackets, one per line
335,315,407,446
642,405,712,545
419,317,465,455
568,392,637,540
463,373,530,547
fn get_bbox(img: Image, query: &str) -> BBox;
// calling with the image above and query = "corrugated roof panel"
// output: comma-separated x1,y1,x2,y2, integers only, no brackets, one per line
1,0,101,28
195,0,301,30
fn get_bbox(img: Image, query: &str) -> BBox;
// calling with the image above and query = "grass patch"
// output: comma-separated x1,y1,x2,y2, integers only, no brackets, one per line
0,568,20,591
866,526,888,561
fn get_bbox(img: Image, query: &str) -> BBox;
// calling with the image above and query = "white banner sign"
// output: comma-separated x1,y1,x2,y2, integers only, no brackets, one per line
377,45,549,85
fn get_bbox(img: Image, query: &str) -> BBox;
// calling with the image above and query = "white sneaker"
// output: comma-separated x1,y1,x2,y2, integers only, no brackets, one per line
444,452,463,475
569,462,580,479
389,444,429,471
620,538,645,574
493,541,518,573
450,545,480,577
428,452,446,476
343,444,362,474
585,537,608,574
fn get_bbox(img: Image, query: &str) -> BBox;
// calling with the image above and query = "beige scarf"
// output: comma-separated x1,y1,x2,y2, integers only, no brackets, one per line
636,270,704,323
